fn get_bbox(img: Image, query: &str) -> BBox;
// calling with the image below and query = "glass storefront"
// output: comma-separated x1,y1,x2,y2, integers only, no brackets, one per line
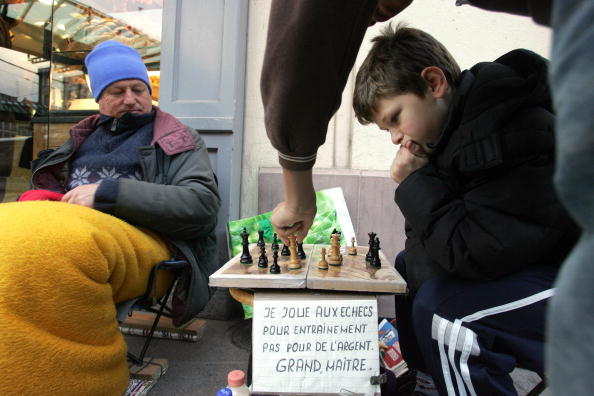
0,0,162,201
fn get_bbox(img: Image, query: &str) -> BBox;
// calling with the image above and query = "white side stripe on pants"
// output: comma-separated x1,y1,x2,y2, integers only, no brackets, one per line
431,288,555,395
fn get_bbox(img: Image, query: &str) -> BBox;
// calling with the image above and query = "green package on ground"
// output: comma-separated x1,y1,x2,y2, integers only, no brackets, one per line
227,188,355,319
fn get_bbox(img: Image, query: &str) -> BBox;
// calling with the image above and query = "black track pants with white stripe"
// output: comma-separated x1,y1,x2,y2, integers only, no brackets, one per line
395,254,556,395
416,267,555,395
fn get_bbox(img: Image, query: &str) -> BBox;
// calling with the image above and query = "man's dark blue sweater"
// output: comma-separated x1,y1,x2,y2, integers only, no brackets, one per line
66,110,155,212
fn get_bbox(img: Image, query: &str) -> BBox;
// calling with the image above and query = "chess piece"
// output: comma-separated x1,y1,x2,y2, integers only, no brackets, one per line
327,233,343,266
270,249,280,274
347,236,357,255
258,244,268,268
281,243,290,256
366,231,377,262
370,237,382,268
297,242,306,259
240,227,252,264
257,230,265,248
330,228,341,239
287,235,302,270
272,233,279,251
318,247,328,270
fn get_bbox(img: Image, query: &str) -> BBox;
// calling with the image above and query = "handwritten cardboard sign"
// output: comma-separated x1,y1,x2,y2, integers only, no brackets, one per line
252,292,380,395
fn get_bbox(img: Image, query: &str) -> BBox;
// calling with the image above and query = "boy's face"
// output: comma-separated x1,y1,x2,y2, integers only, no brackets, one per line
372,88,448,157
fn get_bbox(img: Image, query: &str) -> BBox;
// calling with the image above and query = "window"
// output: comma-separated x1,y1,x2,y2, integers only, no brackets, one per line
0,0,163,202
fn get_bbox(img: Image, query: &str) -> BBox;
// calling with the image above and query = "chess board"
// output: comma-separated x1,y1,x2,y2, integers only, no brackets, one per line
209,244,406,294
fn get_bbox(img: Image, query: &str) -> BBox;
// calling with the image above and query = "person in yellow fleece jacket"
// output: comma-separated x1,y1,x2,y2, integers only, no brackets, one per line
0,41,220,395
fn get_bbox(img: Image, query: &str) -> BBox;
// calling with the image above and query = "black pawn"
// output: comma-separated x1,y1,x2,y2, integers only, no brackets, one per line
257,230,265,248
270,250,280,274
297,242,306,259
240,227,252,264
281,243,290,256
366,232,377,263
371,237,382,268
258,245,268,268
271,233,279,251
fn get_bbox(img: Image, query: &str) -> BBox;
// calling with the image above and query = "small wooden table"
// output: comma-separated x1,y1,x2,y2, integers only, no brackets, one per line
209,243,407,296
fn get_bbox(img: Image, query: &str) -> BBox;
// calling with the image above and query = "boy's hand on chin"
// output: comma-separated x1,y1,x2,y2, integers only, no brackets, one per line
390,142,429,184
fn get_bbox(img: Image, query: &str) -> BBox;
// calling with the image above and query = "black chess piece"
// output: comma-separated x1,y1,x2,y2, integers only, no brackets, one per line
370,237,382,268
281,243,290,256
271,233,279,251
240,227,253,264
257,230,265,248
270,249,280,274
258,244,268,268
366,232,377,263
297,242,306,259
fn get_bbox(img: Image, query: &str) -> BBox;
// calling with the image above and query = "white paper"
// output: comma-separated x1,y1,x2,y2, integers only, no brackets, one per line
324,187,356,245
252,292,380,395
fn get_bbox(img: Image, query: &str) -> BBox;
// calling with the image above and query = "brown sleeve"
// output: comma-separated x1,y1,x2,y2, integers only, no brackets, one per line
459,0,551,26
261,0,378,170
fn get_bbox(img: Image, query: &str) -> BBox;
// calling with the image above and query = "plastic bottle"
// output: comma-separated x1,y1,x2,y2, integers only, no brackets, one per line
216,388,233,396
227,370,250,396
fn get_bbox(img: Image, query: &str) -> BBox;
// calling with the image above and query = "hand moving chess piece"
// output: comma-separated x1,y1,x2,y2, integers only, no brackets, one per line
270,249,280,274
287,235,302,270
366,231,377,263
240,227,253,264
327,233,343,266
347,236,357,255
318,247,329,270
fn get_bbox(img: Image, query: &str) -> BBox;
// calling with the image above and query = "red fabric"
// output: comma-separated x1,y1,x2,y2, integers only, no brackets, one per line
18,190,64,202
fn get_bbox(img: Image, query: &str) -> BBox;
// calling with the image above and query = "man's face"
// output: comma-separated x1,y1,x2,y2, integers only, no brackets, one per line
372,90,448,157
98,79,152,118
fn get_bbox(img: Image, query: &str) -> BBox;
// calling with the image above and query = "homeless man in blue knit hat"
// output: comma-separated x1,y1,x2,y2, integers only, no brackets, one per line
0,40,220,395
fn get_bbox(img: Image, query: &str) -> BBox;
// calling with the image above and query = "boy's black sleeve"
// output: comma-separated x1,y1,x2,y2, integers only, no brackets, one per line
395,109,578,281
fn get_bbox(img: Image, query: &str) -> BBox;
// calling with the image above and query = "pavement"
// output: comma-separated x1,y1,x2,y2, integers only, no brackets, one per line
124,288,550,396
124,288,252,395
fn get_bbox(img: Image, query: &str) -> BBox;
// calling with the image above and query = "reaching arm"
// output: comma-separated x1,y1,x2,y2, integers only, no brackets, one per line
261,0,413,240
270,168,317,244
261,0,378,171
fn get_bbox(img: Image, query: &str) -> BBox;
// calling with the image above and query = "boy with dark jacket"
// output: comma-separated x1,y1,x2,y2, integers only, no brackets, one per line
353,25,579,395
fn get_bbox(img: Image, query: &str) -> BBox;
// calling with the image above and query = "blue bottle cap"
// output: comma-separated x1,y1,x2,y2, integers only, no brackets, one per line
216,388,233,396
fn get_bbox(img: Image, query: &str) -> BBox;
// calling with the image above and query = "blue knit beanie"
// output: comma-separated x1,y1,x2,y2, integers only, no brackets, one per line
85,40,152,101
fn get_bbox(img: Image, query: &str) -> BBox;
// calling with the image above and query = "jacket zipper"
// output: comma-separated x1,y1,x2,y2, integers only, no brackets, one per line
31,148,75,191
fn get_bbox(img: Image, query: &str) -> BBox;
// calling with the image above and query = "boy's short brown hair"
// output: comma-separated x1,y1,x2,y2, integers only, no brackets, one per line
354,23,461,125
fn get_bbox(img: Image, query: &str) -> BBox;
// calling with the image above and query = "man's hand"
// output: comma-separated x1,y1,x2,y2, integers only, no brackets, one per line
61,184,99,208
271,167,317,244
271,200,317,245
390,142,429,184
370,0,414,25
